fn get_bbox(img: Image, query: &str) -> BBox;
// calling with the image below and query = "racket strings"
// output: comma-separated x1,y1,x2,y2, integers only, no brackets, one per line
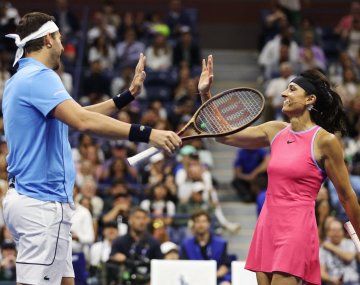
195,90,263,134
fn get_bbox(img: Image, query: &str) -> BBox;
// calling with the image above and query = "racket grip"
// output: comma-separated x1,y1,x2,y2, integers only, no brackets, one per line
344,221,360,252
127,146,161,166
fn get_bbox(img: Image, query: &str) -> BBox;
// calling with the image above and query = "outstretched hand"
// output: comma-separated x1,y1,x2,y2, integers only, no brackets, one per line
198,54,214,102
129,53,146,97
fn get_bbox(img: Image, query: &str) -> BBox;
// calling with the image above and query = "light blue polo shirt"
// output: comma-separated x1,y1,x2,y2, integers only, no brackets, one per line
2,58,75,204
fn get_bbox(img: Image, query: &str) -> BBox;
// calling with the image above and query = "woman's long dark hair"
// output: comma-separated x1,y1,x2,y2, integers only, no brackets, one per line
301,69,347,135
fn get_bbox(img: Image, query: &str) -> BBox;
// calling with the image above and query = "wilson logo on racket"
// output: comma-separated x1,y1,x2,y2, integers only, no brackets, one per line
127,87,265,166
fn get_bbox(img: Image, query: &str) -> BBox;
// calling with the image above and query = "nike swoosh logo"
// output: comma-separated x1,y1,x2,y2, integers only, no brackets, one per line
44,276,50,281
287,140,295,144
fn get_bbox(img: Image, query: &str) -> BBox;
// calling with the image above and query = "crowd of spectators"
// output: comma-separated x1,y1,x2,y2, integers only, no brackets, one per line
0,1,240,284
0,0,360,284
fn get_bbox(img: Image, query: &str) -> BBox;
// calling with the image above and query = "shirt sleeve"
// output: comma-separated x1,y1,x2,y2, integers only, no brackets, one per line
30,69,72,117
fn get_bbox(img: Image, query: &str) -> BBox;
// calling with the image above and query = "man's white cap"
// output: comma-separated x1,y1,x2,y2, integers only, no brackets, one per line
192,181,205,193
6,20,59,66
160,241,179,255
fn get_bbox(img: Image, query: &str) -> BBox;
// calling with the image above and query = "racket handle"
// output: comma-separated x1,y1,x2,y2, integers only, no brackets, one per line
344,221,360,252
127,146,160,166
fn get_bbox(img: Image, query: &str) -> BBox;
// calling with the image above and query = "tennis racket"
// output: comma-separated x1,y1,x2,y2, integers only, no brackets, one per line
344,221,360,252
127,87,265,166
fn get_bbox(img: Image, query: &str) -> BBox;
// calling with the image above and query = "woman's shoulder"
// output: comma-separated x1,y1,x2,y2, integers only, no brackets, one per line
315,128,342,154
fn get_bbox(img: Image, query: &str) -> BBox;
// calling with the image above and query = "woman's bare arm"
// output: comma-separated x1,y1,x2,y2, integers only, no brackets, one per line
216,120,287,149
319,132,360,238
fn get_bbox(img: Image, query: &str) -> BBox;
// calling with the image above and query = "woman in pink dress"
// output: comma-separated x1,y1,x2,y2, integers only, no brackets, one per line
198,55,360,285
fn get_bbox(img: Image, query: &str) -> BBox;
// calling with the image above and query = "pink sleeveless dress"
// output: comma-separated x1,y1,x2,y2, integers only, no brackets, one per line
245,125,326,285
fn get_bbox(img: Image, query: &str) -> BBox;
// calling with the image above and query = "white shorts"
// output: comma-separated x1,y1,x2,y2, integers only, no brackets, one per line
3,188,75,285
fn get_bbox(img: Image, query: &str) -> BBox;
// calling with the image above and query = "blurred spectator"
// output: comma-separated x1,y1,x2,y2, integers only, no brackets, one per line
0,60,10,103
173,26,201,68
180,210,231,285
0,2,20,47
53,0,79,38
232,148,269,202
134,11,148,41
109,208,163,284
56,61,73,94
117,12,135,42
335,1,360,39
72,191,95,254
102,184,132,236
327,160,360,222
82,59,111,104
101,1,121,29
335,68,359,109
177,181,212,213
345,18,360,60
0,241,16,281
329,51,358,86
77,177,104,220
61,43,77,75
89,221,118,269
258,26,299,79
175,147,213,203
299,31,327,72
320,219,359,285
165,0,192,38
259,3,288,49
295,17,322,46
140,182,176,226
88,11,116,44
276,0,302,28
115,29,145,70
88,34,116,71
145,33,173,71
265,62,295,120
315,186,332,241
161,241,179,260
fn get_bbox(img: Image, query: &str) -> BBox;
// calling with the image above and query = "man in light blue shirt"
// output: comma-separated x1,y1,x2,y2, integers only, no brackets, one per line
2,12,181,285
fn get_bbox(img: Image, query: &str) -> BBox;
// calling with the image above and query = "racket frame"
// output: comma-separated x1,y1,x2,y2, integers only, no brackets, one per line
177,87,265,141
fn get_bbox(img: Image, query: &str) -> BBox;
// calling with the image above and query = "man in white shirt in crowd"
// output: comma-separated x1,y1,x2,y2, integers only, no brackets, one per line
320,219,359,285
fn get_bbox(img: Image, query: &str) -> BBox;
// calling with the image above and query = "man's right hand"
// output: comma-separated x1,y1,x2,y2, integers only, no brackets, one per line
149,130,182,154
198,54,214,102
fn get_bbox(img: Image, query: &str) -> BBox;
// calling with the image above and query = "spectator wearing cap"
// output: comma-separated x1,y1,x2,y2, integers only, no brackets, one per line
175,145,213,203
173,26,201,69
180,210,231,285
0,241,16,281
161,241,179,260
172,181,211,244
